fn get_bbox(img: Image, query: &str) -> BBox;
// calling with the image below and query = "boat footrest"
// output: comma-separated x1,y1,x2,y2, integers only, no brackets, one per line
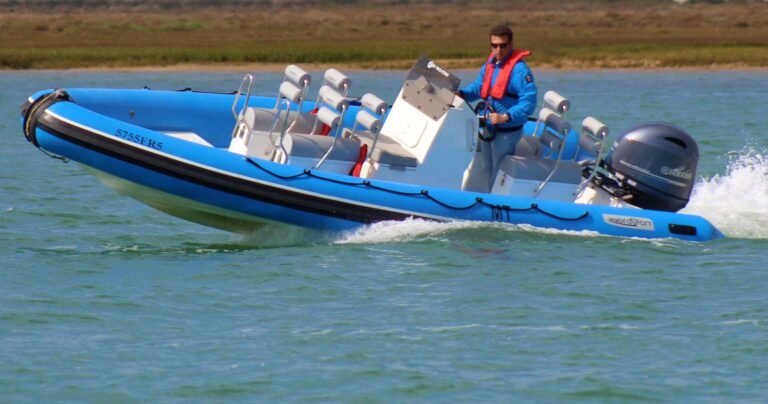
352,130,418,168
283,133,361,162
497,155,583,184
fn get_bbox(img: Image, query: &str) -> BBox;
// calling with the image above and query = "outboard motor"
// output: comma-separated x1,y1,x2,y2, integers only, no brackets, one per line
603,122,698,212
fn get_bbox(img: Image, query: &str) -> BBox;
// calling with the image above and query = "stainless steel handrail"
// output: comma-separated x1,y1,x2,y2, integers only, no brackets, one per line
230,74,255,139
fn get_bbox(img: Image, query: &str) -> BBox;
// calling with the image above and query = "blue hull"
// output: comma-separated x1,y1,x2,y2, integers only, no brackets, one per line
21,88,723,241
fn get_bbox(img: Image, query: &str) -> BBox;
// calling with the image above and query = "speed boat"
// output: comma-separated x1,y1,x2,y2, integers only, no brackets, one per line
20,57,723,241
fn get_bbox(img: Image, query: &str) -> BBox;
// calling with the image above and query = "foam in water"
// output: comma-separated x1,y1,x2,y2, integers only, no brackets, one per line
335,218,600,245
334,218,484,244
683,147,768,239
238,222,334,248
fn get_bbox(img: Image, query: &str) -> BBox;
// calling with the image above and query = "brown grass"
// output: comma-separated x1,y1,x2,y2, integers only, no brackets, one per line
1,2,768,69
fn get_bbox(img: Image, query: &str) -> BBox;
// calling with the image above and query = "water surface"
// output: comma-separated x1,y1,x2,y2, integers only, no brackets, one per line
2,68,768,401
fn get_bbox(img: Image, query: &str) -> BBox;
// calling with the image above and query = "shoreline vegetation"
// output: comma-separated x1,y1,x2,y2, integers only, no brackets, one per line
2,1,768,71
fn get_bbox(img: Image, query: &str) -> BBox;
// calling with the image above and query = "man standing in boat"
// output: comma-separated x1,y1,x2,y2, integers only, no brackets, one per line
457,24,538,183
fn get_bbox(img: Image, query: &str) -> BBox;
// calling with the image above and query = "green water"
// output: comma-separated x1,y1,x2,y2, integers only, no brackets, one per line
2,69,768,401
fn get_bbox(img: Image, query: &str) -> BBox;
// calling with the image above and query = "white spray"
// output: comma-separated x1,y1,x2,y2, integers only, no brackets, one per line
683,147,768,239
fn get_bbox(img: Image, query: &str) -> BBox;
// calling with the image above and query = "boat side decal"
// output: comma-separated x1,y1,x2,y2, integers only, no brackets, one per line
602,214,655,231
114,128,164,151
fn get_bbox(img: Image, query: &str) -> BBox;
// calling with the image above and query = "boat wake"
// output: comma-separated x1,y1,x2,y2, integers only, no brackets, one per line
233,219,597,248
335,219,485,244
238,224,335,248
335,218,599,245
683,146,768,239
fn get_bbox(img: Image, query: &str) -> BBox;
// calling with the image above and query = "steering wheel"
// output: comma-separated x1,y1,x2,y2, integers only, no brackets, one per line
473,101,496,142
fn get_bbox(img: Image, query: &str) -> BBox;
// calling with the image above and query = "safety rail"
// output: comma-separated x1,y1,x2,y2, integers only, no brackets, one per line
573,116,610,197
533,107,572,197
532,90,570,139
310,69,351,135
313,85,350,169
272,98,294,161
231,74,255,139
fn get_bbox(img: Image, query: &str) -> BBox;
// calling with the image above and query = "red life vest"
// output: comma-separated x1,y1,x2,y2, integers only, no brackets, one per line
480,49,531,100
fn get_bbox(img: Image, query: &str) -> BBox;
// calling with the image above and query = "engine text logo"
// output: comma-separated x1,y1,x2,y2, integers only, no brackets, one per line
427,61,450,78
603,214,655,231
661,165,693,180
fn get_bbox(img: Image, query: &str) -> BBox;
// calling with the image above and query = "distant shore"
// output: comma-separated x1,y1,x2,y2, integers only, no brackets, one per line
2,3,767,70
9,62,768,74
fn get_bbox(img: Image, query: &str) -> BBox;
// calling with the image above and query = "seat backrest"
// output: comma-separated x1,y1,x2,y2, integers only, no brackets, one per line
310,68,351,111
574,116,613,200
355,109,382,136
537,107,571,158
263,64,313,139
532,107,573,197
303,85,354,169
229,65,313,158
277,65,311,104
322,68,351,96
352,92,386,152
532,90,570,143
316,85,348,135
543,90,570,117
575,116,611,194
360,92,387,117
302,69,351,135
578,116,609,157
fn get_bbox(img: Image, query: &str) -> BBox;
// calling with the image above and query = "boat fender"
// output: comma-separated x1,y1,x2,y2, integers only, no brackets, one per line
581,116,608,139
316,106,341,128
279,81,304,104
361,93,387,116
22,89,71,148
579,116,608,155
355,110,381,134
539,107,571,136
308,107,333,136
285,65,311,89
319,85,349,112
543,91,570,114
324,68,351,93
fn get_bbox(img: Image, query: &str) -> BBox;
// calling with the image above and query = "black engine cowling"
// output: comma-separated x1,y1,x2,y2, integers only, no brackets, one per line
604,122,698,212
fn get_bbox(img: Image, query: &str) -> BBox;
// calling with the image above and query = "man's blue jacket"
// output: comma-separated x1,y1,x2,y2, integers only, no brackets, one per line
460,53,538,130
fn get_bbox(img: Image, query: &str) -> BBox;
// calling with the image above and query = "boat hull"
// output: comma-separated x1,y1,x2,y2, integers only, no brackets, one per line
21,88,724,241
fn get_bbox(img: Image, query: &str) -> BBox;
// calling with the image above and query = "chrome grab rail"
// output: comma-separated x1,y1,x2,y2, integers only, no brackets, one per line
231,74,255,139
271,98,293,159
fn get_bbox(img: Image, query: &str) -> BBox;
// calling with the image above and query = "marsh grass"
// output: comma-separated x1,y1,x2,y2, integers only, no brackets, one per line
2,3,767,69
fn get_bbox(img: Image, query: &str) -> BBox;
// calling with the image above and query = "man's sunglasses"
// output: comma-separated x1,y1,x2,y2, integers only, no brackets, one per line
490,42,509,49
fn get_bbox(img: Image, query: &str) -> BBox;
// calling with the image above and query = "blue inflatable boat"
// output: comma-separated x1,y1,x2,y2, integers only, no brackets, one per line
20,57,723,241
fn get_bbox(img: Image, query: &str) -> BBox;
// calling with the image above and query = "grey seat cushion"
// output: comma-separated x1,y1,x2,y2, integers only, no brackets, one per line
353,131,418,168
286,133,361,162
498,155,583,184
513,136,542,158
247,108,321,134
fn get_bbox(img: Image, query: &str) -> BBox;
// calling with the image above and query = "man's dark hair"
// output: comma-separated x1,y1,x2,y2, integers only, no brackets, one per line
489,24,513,44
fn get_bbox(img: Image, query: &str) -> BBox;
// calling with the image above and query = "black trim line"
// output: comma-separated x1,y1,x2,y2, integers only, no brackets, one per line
31,100,592,226
37,110,420,224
